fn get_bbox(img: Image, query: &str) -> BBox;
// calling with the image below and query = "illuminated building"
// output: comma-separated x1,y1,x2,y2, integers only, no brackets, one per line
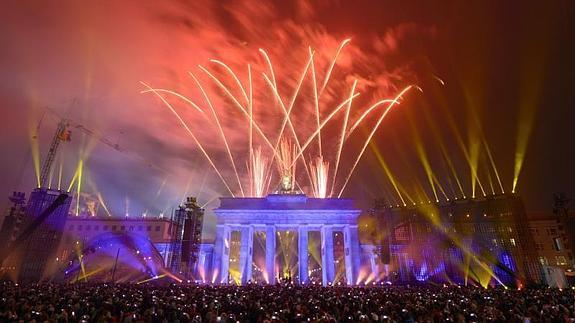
528,212,574,287
0,192,26,251
18,188,72,282
0,192,27,278
58,216,174,264
52,215,176,282
209,193,361,286
370,194,542,287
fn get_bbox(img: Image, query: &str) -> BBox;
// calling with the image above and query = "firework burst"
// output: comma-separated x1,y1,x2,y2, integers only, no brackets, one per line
142,40,413,198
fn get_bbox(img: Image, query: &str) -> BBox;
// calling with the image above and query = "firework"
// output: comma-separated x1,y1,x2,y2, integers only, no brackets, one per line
142,40,413,198
309,156,329,198
248,147,269,197
277,138,297,192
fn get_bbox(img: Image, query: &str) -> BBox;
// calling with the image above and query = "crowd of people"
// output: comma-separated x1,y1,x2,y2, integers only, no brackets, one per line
0,281,574,322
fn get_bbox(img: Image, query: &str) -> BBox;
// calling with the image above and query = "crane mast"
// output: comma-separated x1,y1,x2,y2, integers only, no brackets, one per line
39,120,70,188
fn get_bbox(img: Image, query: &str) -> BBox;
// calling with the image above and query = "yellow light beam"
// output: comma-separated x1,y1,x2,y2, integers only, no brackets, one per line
29,134,41,188
369,141,412,206
468,139,486,198
418,147,439,202
513,21,550,193
420,96,466,198
137,274,167,285
484,156,496,195
48,157,55,189
337,87,412,197
96,192,112,217
513,101,537,193
433,88,486,198
464,92,505,196
180,174,193,205
67,166,79,192
405,102,443,202
57,150,64,190
201,195,219,208
415,202,507,287
432,173,450,202
483,138,505,194
75,159,84,216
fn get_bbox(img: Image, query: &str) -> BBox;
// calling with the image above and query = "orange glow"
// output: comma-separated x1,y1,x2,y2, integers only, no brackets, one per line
140,82,236,196
190,72,245,197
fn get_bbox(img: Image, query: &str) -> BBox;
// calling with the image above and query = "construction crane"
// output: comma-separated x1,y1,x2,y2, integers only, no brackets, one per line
39,120,71,188
38,110,168,189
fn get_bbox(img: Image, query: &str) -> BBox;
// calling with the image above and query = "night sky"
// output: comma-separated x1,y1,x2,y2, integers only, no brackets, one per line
1,1,574,235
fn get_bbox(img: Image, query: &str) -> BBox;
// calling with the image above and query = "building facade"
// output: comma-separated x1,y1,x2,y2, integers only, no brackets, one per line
57,216,174,265
209,194,362,286
528,213,572,269
371,194,542,287
528,212,574,287
18,188,72,282
45,216,177,282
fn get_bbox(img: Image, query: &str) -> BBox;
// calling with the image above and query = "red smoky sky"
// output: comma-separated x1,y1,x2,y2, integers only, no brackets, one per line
0,1,574,235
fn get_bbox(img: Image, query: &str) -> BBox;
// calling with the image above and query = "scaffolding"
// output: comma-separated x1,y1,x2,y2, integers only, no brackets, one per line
168,197,204,279
168,206,186,273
